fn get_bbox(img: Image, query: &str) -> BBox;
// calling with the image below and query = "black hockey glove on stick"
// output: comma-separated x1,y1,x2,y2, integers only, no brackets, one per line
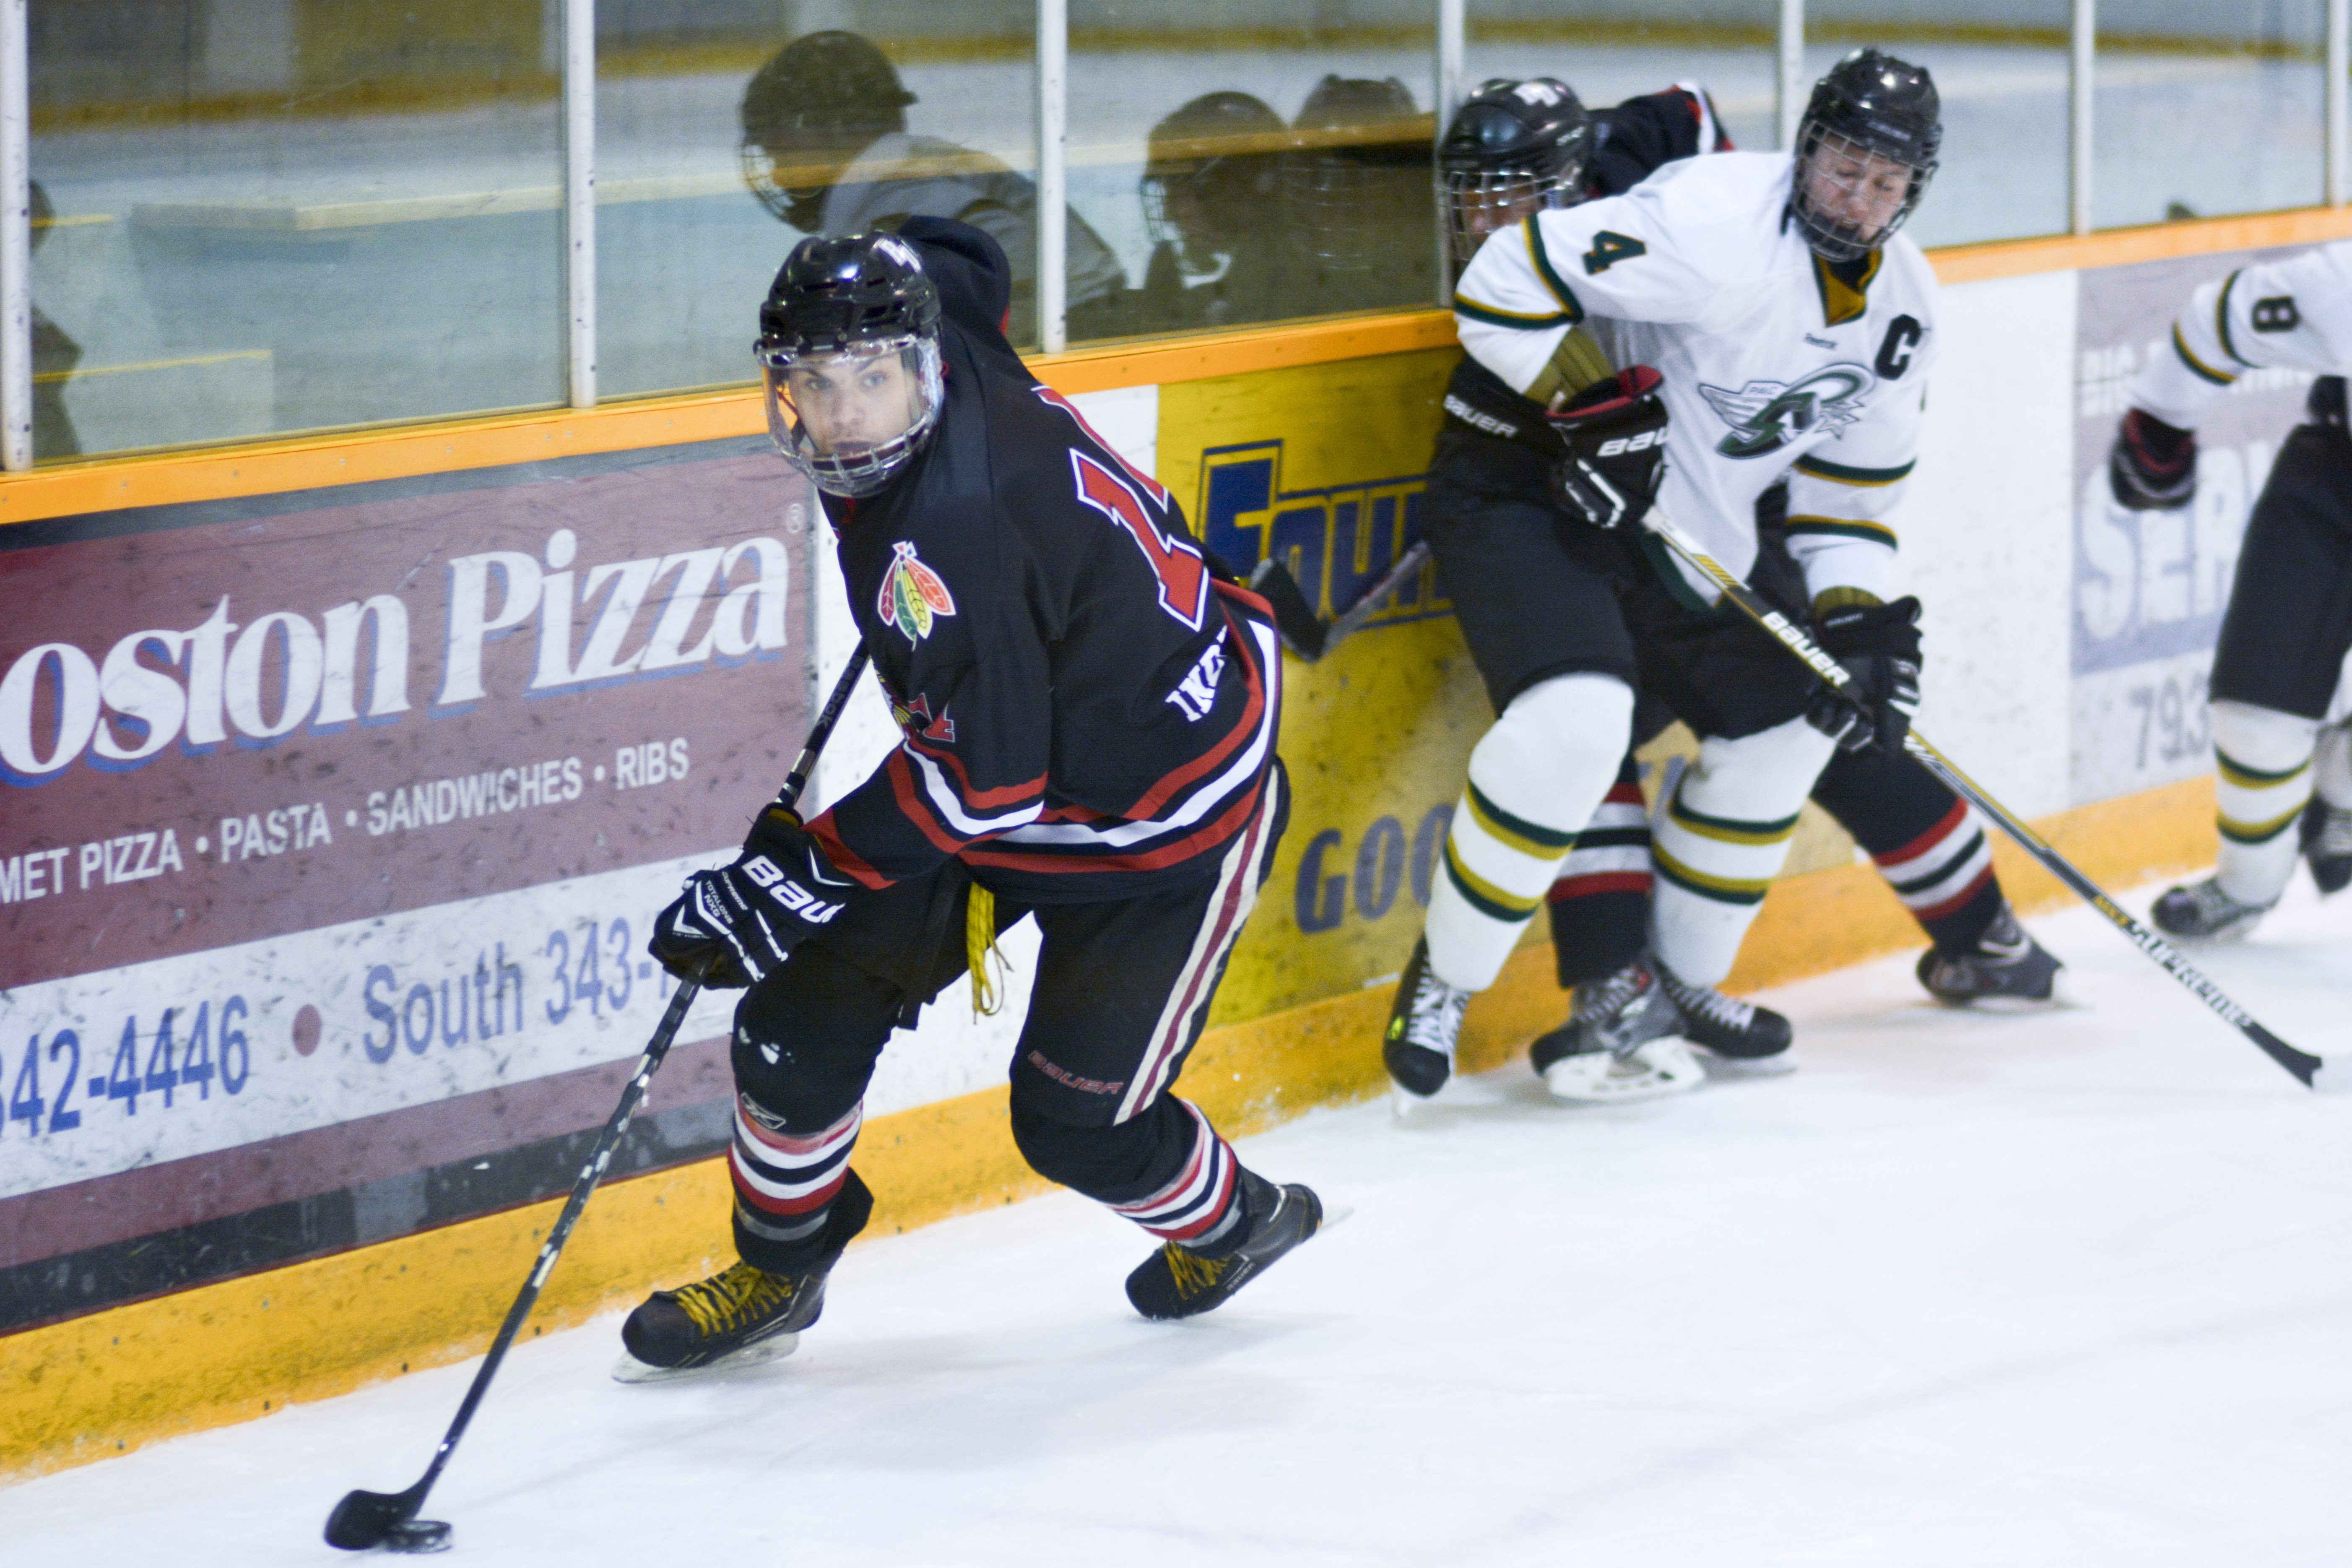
324,645,874,1556
649,808,852,988
1802,596,1923,754
1632,507,2337,1093
1548,365,1670,530
2108,407,2197,512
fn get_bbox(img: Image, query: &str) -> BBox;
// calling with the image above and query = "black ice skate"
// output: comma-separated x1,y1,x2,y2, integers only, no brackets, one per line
1127,1169,1324,1321
1383,936,1471,1103
1655,961,1795,1072
1529,954,1704,1103
2152,877,2275,943
1916,901,2064,1006
2303,796,2352,896
613,1258,830,1383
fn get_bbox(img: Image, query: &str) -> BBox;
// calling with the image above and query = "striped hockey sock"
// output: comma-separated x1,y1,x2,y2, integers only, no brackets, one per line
2211,699,2319,906
1872,798,2000,953
1108,1101,1245,1251
1650,717,1836,987
1544,758,1653,987
729,1095,863,1256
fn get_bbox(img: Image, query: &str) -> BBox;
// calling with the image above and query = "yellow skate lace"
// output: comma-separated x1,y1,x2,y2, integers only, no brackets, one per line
671,1261,797,1336
1164,1245,1233,1299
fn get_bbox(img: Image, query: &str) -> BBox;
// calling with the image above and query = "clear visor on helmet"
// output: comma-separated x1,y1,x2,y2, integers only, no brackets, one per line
760,335,944,499
1439,167,1572,263
1792,127,1931,261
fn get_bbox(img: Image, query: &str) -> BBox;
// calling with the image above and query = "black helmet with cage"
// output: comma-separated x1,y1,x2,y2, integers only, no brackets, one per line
739,32,920,225
1284,74,1426,277
1789,48,1941,262
1437,77,1594,263
755,231,945,497
1142,91,1287,266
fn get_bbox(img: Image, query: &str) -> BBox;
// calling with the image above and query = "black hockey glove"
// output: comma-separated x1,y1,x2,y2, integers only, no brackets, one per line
1547,365,1670,530
2108,407,2197,512
647,808,852,988
1803,595,1923,755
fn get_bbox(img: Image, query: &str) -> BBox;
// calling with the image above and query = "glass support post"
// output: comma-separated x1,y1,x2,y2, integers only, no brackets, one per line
1037,0,1068,355
564,0,597,408
1,0,27,471
1776,0,1804,151
2331,0,2349,205
2071,0,2094,234
1436,0,1464,304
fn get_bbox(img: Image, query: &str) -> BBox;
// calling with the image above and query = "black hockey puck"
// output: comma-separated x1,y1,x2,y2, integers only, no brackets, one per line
383,1519,453,1554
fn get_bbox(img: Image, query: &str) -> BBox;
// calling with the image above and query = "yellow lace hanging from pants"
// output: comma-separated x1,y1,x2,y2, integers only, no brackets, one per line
966,885,1014,1018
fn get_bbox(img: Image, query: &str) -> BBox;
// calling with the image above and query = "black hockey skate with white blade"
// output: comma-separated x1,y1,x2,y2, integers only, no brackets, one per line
1529,954,1704,1103
1383,936,1471,1104
1126,1169,1324,1320
614,1257,830,1383
1655,961,1795,1072
2151,877,2276,943
1916,901,2064,1006
2303,796,2352,896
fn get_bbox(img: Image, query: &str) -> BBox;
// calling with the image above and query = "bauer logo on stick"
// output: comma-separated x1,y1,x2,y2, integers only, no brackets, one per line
877,540,957,642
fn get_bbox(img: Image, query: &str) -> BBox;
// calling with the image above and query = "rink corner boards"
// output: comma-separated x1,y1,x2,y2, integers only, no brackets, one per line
1,198,2324,1485
0,772,2217,1485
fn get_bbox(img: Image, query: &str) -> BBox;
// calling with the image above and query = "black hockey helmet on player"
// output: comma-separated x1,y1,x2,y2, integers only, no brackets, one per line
1142,92,1287,276
1789,48,1941,263
755,231,945,497
739,31,919,225
1437,77,1594,263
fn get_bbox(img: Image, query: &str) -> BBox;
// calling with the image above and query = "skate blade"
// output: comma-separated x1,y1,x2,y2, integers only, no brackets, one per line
611,1331,800,1385
1695,1047,1796,1079
1543,1037,1706,1104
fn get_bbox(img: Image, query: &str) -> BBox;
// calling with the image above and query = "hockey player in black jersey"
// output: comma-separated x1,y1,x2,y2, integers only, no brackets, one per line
1383,72,2061,1108
616,220,1320,1379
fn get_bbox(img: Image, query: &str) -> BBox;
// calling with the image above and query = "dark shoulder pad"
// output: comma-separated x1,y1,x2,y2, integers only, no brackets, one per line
1586,88,1707,196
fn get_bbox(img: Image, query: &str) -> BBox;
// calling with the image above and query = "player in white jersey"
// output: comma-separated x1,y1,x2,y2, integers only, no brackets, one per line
2111,242,2352,939
1383,50,1948,1103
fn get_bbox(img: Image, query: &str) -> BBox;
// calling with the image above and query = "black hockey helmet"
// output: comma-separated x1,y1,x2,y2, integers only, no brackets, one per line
1437,77,1593,263
739,32,919,223
1285,75,1428,275
1790,48,1941,262
1142,92,1286,262
755,231,945,497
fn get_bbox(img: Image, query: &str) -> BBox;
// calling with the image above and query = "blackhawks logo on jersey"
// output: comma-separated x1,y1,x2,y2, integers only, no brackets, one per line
1699,363,1875,459
877,540,956,642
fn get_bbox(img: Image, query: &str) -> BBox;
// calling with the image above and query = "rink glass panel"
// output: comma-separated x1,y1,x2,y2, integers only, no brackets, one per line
1064,4,1441,346
26,1,567,461
596,3,1043,392
2094,1,2326,229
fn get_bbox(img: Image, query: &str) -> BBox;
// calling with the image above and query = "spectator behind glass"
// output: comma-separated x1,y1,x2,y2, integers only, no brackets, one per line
1284,75,1438,316
29,181,79,459
738,31,1128,345
1136,92,1292,334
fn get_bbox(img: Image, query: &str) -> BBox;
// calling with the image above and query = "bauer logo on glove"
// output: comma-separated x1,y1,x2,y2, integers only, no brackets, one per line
1547,365,1671,530
647,810,853,988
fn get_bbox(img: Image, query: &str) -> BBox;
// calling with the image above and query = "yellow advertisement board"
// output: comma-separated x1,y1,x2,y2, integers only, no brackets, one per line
1162,347,1497,1026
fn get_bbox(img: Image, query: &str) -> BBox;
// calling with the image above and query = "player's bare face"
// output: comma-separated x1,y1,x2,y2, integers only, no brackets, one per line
784,352,921,456
1803,144,1912,242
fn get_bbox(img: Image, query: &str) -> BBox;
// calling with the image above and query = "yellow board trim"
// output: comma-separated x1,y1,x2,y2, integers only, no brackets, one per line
0,774,2218,1485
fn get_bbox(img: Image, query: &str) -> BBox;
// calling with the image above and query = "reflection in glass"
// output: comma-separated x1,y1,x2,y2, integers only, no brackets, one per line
29,1,564,459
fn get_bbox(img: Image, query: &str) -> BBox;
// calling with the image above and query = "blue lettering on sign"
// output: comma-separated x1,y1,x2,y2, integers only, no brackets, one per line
1292,804,1453,934
1198,442,1443,628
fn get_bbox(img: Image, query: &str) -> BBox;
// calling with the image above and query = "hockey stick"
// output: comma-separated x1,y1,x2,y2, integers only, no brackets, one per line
325,644,876,1554
1637,507,2337,1092
1250,539,1434,662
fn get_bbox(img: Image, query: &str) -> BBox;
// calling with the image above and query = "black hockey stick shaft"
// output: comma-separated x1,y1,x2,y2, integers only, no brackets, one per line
325,646,876,1552
1637,509,2329,1090
1250,539,1434,662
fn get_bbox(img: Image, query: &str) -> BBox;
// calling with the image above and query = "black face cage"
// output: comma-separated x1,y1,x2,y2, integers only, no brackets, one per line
1791,123,1936,263
740,137,797,224
1439,167,1576,263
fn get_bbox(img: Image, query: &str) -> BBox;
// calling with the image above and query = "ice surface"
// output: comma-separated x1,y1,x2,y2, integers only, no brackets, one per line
13,876,2352,1566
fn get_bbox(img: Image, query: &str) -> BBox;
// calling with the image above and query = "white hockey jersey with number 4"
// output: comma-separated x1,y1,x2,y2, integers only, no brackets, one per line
2132,239,2352,428
1453,149,1939,601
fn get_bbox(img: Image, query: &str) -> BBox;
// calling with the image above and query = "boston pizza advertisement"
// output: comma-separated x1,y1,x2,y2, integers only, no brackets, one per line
0,438,815,1329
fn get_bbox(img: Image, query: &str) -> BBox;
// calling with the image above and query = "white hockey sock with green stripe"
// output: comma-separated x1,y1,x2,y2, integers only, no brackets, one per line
1424,673,1633,991
2212,699,2318,906
1650,716,1837,987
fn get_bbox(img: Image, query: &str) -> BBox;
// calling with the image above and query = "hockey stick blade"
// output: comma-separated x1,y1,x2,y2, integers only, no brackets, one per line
1635,505,2331,1090
1248,557,1328,660
323,649,875,1550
